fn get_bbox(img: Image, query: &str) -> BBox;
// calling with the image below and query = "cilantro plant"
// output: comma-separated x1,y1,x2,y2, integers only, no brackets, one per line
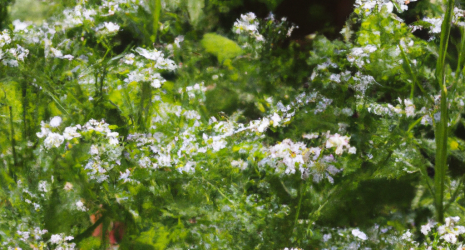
2,0,465,249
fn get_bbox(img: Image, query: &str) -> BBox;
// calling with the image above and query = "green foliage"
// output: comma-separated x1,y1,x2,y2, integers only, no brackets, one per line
3,0,465,249
201,33,242,64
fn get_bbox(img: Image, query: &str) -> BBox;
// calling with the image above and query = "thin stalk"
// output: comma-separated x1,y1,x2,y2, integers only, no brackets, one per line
455,26,465,84
137,81,152,131
21,80,27,141
151,0,162,43
71,212,107,243
9,106,17,169
434,0,455,223
294,181,304,230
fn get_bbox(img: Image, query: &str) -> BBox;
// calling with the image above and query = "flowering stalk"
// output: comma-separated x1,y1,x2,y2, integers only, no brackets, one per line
435,0,455,223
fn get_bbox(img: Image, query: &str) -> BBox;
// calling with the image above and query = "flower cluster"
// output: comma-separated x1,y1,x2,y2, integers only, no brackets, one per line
37,118,122,182
0,30,29,67
326,133,356,155
81,120,122,182
178,82,208,100
355,0,416,14
2,226,49,249
265,132,355,182
347,45,377,68
121,47,177,88
50,234,76,249
135,47,177,71
397,217,465,247
233,12,264,42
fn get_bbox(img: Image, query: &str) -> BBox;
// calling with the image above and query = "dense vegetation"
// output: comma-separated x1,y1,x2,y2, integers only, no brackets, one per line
2,0,465,249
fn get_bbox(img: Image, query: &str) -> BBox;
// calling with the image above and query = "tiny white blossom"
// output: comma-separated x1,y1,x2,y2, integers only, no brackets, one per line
231,159,248,170
270,113,282,127
352,228,367,241
421,222,433,235
64,182,73,191
90,145,99,155
49,116,62,127
104,22,120,32
119,169,132,183
76,200,88,211
174,35,184,48
44,133,65,149
423,17,443,34
303,133,319,140
50,234,62,243
63,126,81,140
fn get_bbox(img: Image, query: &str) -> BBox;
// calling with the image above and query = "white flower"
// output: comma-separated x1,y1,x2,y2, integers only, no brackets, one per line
12,19,30,32
123,53,135,64
421,222,434,235
104,22,120,32
325,133,350,155
270,113,282,127
401,99,415,117
423,17,443,34
443,233,457,244
231,159,248,170
249,118,270,133
139,156,151,168
62,55,74,60
174,35,184,48
303,133,319,140
44,133,64,149
63,126,81,140
50,234,62,243
233,12,264,42
36,126,51,138
38,181,47,192
76,200,88,211
135,47,163,61
341,107,354,116
119,169,132,182
49,116,62,127
348,146,357,154
211,138,227,152
90,145,99,155
151,78,163,88
352,228,367,241
50,48,63,58
179,161,196,173
158,153,171,167
64,182,73,191
401,230,413,242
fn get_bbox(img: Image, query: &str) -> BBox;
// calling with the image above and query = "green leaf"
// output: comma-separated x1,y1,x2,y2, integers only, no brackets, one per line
201,33,242,64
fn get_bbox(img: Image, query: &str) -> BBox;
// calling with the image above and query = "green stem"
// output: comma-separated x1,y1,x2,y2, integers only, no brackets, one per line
294,181,304,230
9,106,17,182
21,79,27,141
454,26,465,84
434,0,455,223
151,0,162,43
71,212,107,243
137,81,152,131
